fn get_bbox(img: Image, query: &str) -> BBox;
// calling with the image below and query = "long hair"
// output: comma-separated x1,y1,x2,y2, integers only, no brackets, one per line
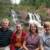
29,23,38,35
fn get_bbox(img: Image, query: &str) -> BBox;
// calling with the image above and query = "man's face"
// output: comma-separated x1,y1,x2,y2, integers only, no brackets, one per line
45,25,50,34
1,21,9,29
16,24,22,32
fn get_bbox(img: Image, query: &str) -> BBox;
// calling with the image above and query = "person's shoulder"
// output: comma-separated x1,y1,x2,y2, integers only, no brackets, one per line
0,28,4,32
22,32,29,38
7,29,13,35
39,32,45,37
0,28,2,31
36,34,40,38
8,29,13,32
22,31,27,36
11,31,16,38
39,33,46,40
11,31,16,35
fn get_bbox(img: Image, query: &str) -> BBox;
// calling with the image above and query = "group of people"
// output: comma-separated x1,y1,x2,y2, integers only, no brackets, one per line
0,18,50,50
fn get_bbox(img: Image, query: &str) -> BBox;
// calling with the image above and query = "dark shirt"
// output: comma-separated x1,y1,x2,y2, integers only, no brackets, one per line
0,28,12,47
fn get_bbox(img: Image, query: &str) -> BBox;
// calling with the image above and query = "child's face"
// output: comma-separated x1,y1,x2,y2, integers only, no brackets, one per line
1,21,9,29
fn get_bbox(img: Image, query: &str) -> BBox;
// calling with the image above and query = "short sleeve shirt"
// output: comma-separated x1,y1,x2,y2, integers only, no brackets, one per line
40,33,50,50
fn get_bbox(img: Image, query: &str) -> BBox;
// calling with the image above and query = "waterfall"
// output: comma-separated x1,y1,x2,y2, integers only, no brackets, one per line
28,12,42,28
34,13,41,23
11,9,18,24
10,0,21,4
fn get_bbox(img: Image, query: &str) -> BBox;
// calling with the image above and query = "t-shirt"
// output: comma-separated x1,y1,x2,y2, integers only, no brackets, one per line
0,28,12,47
40,33,50,50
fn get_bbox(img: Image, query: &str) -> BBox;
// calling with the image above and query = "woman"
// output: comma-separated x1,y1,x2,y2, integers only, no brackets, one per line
40,21,50,50
23,23,40,50
10,23,26,50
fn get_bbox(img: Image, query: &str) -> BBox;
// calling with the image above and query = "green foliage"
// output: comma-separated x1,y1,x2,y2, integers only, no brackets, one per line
0,0,50,21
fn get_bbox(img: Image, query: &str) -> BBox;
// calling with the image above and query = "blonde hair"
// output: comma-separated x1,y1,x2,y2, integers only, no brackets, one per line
44,21,50,28
45,21,50,25
1,18,10,25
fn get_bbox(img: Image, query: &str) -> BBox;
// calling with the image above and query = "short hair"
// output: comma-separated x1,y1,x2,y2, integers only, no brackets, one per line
1,18,10,26
16,22,23,29
44,21,50,28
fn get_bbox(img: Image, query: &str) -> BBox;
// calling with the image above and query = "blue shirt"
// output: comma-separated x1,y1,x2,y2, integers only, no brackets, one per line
40,33,50,50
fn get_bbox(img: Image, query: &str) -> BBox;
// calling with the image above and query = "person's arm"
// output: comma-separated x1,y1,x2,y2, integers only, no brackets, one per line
23,41,29,50
35,48,40,50
35,36,44,50
22,32,29,50
10,32,16,50
40,36,44,50
40,44,44,50
10,32,15,44
35,36,40,50
35,42,41,50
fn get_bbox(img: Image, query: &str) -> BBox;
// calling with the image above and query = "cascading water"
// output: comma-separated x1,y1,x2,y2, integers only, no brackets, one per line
10,0,21,4
11,9,18,24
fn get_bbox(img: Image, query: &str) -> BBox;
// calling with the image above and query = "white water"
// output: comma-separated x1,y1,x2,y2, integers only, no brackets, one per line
10,10,44,34
10,0,21,4
11,9,18,24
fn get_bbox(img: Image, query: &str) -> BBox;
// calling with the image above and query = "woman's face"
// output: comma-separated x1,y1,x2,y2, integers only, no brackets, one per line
30,24,37,33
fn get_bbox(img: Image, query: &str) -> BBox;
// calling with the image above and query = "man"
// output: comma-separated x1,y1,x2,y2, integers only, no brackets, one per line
40,21,50,50
0,18,12,50
10,22,27,50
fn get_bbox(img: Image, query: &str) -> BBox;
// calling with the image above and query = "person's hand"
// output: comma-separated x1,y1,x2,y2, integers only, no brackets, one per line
35,48,40,50
23,44,28,50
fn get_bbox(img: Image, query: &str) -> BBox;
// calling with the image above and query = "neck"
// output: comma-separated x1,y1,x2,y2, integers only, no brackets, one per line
1,27,8,31
31,32,37,36
46,32,50,35
16,31,22,34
